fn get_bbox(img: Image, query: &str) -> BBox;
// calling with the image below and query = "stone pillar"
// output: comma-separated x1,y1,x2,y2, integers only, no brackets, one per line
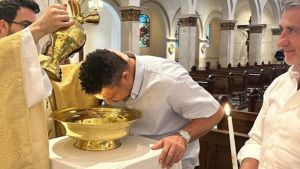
271,28,281,63
178,14,199,70
120,6,143,54
219,20,235,66
248,24,266,65
166,38,176,61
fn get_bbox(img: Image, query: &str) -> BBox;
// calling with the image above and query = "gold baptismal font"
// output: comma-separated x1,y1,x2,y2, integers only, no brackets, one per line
41,0,100,82
51,107,142,150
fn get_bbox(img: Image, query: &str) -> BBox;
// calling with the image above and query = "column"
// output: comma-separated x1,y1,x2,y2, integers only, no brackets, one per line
178,14,199,70
219,20,235,66
271,28,281,63
248,24,266,65
120,6,143,54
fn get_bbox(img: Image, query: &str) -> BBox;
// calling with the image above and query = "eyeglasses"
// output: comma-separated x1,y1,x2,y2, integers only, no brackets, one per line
9,21,32,28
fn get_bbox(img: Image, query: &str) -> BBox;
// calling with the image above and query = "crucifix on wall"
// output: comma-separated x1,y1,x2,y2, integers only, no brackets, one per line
237,17,251,59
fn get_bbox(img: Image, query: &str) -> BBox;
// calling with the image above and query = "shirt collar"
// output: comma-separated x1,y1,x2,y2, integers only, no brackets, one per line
289,65,300,81
124,51,144,99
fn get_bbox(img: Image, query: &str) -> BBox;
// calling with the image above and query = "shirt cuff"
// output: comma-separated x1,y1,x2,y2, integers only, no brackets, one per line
237,139,261,164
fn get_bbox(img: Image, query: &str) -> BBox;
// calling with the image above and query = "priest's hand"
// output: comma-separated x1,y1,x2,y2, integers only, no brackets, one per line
151,135,186,169
30,4,74,43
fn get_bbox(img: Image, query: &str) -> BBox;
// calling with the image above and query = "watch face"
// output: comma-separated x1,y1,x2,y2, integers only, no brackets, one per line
179,130,190,143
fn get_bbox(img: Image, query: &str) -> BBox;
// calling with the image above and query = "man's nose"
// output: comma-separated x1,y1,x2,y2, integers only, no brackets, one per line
104,98,117,105
277,31,288,47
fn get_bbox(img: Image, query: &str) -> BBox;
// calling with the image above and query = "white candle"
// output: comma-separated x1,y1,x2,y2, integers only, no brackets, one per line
224,103,238,169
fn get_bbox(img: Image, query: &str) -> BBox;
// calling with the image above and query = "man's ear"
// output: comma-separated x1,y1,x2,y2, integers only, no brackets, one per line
0,19,9,38
122,71,130,81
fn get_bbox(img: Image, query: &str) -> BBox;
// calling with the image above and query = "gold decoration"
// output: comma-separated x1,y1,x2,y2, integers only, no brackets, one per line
249,24,266,33
51,107,142,151
220,21,235,30
41,0,100,82
179,17,197,27
120,9,141,21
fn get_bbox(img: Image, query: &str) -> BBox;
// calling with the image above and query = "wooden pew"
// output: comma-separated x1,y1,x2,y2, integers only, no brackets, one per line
196,80,212,93
217,110,257,134
261,68,274,88
228,72,247,109
197,129,249,169
190,64,287,112
245,72,264,91
247,89,263,113
208,74,232,98
273,67,287,79
196,107,258,169
190,71,210,81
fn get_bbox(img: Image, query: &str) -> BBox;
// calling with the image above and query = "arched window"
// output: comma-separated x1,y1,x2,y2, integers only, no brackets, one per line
175,21,180,47
139,14,150,47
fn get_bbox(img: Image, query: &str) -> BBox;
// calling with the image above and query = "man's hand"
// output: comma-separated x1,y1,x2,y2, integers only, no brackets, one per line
151,134,187,169
30,4,74,42
240,158,259,169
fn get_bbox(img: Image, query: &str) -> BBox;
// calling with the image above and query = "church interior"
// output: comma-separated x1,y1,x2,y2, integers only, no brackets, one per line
41,0,285,168
44,0,285,110
37,0,283,68
1,0,289,169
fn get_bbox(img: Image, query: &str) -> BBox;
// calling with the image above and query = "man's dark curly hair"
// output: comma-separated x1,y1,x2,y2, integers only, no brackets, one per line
0,0,40,23
79,49,129,94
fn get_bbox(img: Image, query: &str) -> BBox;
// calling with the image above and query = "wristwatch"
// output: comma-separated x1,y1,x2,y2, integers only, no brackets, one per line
178,130,191,144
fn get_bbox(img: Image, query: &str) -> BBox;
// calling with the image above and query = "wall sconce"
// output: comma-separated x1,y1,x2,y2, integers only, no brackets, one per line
199,39,209,43
88,0,103,11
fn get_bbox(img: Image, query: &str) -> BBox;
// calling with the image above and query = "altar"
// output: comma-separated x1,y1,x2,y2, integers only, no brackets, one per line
49,136,182,169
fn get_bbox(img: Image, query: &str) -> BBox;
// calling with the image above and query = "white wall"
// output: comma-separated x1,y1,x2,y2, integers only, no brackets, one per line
197,0,222,68
205,18,221,68
140,2,166,57
262,0,279,64
261,2,275,64
82,2,121,59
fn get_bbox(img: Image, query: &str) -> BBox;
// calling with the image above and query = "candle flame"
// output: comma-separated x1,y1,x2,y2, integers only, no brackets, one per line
224,103,231,116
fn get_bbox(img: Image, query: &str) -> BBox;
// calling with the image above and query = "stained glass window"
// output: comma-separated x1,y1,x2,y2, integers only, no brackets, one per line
139,14,150,47
175,21,180,47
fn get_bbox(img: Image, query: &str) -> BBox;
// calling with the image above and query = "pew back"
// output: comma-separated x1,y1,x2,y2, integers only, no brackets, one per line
197,129,249,169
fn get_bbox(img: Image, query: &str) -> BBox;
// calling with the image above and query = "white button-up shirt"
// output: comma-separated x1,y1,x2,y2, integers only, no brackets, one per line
116,53,220,168
238,66,300,169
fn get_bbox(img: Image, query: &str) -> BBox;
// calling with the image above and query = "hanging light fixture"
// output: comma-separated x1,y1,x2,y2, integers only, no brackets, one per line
88,0,103,11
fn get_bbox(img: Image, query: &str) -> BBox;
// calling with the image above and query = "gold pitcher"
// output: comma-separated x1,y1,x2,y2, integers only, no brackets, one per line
41,0,100,82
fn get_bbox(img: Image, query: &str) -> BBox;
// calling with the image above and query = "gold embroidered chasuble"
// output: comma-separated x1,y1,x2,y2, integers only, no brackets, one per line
51,63,98,110
50,63,98,136
0,32,49,169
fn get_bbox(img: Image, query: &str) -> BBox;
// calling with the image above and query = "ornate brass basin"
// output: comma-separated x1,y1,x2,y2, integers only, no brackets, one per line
51,107,142,151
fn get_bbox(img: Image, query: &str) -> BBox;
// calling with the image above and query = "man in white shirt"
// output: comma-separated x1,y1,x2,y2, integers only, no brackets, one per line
79,49,224,169
238,0,300,168
0,0,73,168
